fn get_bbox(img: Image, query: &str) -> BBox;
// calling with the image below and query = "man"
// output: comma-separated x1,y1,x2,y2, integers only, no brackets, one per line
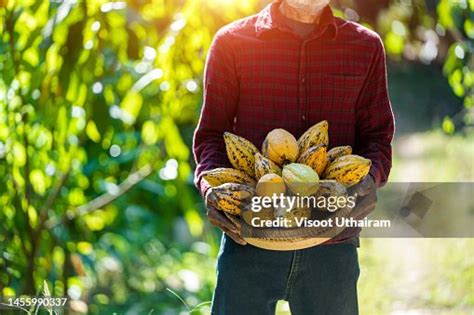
193,0,394,314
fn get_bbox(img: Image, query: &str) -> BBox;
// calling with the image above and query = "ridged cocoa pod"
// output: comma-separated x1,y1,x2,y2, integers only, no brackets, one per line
324,155,371,186
254,153,282,180
202,168,256,187
224,132,259,178
207,183,256,216
297,145,328,176
297,120,329,154
327,146,352,163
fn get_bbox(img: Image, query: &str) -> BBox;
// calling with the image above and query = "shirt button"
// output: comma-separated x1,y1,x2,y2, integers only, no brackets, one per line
302,115,306,121
301,77,306,83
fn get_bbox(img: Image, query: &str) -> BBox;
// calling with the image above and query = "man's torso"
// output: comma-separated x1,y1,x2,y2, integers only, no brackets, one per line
214,4,381,150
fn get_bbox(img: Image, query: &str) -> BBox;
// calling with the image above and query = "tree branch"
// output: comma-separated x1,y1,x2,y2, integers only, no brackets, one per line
34,170,71,242
38,171,70,220
45,164,154,229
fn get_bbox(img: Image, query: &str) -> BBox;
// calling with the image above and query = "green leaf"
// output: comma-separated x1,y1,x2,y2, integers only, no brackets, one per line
86,120,101,143
465,19,474,39
385,32,404,56
28,205,38,229
22,47,39,67
29,169,46,195
120,91,143,125
3,287,16,296
12,142,26,167
141,120,158,145
77,241,93,255
84,213,105,231
161,117,189,160
442,116,455,134
68,187,86,206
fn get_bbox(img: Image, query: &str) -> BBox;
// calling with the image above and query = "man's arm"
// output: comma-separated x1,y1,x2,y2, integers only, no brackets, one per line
193,31,246,245
354,36,395,187
193,31,239,196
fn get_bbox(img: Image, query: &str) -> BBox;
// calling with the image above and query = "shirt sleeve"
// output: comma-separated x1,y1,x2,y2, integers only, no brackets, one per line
354,37,395,187
192,31,239,196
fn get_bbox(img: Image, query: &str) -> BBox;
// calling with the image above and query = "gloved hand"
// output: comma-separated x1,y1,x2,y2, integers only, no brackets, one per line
348,174,376,197
205,188,247,245
348,175,377,219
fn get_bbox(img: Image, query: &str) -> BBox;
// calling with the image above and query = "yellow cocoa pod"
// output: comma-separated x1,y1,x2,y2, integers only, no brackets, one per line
297,145,328,176
256,173,286,197
224,132,259,178
254,153,282,180
208,183,256,216
324,155,371,186
262,129,299,165
327,146,352,163
202,168,256,187
282,163,319,196
297,120,329,154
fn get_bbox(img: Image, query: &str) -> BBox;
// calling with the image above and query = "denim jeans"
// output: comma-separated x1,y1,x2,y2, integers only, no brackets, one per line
211,234,360,315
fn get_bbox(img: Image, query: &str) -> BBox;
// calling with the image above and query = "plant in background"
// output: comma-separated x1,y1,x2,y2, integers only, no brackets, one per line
371,0,473,132
437,0,473,133
0,0,257,313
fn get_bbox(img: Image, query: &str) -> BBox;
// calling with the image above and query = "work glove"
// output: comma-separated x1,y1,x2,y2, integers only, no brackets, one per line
205,188,247,245
348,174,376,197
348,175,378,219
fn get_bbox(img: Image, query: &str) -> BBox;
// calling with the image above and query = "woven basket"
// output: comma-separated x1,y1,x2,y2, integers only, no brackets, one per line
229,193,376,251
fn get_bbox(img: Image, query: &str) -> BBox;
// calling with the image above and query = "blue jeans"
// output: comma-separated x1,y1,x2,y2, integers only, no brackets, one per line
211,235,360,315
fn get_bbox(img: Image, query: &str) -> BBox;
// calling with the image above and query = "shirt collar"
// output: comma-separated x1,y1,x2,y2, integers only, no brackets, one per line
255,1,339,40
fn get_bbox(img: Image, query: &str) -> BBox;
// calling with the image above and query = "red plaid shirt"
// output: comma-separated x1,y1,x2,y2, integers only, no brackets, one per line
193,3,395,243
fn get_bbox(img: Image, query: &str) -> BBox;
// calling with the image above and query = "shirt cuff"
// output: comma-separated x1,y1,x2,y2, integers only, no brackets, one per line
198,177,212,197
369,165,384,188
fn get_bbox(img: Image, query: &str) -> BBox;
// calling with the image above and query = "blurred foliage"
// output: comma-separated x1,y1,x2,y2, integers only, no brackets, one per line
0,0,472,314
338,0,473,133
0,0,258,313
